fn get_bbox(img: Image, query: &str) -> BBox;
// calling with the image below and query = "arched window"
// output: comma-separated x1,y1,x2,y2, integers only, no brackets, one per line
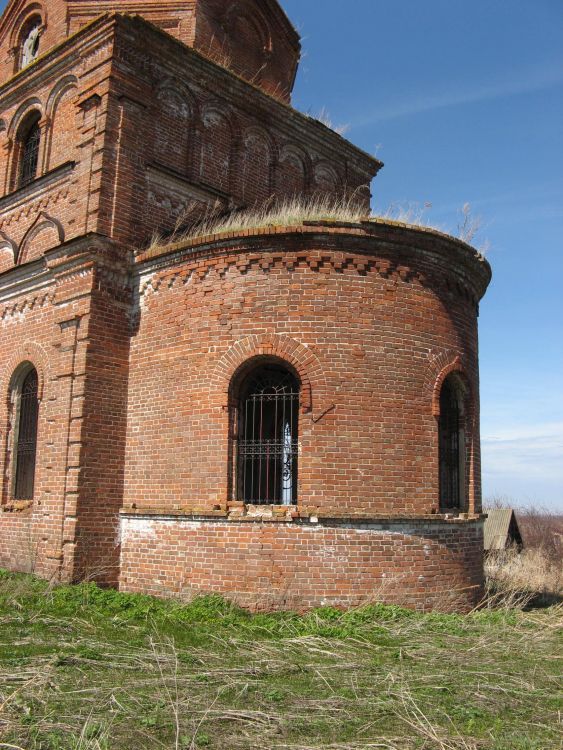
20,19,41,69
438,376,464,511
17,113,41,188
233,363,299,505
12,367,39,500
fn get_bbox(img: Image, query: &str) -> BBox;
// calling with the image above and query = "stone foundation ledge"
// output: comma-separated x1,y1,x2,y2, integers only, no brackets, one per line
119,508,485,527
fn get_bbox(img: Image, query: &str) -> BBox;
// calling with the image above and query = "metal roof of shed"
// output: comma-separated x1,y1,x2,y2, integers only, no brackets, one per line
484,508,522,550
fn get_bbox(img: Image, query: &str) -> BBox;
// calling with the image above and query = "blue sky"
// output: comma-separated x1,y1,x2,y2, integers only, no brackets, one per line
1,0,561,510
283,0,563,511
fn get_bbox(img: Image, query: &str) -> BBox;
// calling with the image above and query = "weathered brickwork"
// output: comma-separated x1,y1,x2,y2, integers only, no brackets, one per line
0,0,492,611
127,224,488,519
119,516,485,612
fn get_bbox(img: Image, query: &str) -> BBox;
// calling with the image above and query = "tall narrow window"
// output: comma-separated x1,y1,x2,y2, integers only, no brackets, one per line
13,368,39,500
235,364,299,505
20,20,41,69
17,114,41,189
438,376,463,511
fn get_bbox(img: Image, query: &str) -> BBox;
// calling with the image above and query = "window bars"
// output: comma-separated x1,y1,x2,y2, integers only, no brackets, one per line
236,366,299,505
439,378,461,510
18,119,40,188
14,369,39,500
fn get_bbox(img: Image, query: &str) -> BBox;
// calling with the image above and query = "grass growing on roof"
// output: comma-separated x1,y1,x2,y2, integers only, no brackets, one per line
144,195,458,256
0,569,560,749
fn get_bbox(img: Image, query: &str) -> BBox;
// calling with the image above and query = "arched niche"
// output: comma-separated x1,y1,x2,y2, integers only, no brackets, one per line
17,212,64,265
241,127,273,204
277,144,309,197
153,82,194,175
45,76,78,171
199,106,234,193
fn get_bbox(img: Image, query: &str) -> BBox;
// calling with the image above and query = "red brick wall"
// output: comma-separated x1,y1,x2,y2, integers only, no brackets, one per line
0,0,300,103
73,256,132,586
0,509,38,573
0,17,114,271
0,239,128,585
0,252,96,581
119,515,485,612
107,15,378,246
126,224,489,519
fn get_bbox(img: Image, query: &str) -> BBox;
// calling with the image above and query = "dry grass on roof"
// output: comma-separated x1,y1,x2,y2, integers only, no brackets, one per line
142,195,455,257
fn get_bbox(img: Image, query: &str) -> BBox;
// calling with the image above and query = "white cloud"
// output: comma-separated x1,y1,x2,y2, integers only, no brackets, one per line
481,421,563,508
352,65,563,127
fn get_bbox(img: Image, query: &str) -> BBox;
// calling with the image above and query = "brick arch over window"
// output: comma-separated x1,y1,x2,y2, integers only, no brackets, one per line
199,105,236,193
224,4,272,83
17,112,41,187
7,98,43,141
0,343,49,423
153,80,196,174
430,357,473,420
0,345,48,506
313,161,340,195
225,2,272,53
229,357,300,505
6,362,40,501
277,144,311,196
211,335,331,421
7,99,44,192
241,126,275,204
8,3,46,48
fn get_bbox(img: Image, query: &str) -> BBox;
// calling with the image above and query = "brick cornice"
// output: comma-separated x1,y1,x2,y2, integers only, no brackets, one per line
135,220,492,302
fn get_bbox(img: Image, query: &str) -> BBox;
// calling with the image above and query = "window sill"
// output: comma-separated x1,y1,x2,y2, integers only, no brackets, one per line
2,499,33,513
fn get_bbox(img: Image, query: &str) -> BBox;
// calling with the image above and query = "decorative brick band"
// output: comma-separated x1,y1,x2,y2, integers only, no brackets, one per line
136,222,490,306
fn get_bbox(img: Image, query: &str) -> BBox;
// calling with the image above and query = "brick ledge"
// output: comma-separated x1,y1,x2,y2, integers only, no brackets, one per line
119,508,485,525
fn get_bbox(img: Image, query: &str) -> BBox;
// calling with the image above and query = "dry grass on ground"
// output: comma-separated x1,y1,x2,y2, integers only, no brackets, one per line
485,547,563,609
0,569,561,750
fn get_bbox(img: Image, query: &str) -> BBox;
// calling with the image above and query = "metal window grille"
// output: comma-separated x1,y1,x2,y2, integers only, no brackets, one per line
18,119,40,188
14,369,39,500
236,366,299,505
439,378,461,510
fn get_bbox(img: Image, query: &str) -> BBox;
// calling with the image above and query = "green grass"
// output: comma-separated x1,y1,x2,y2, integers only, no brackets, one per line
0,570,561,749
